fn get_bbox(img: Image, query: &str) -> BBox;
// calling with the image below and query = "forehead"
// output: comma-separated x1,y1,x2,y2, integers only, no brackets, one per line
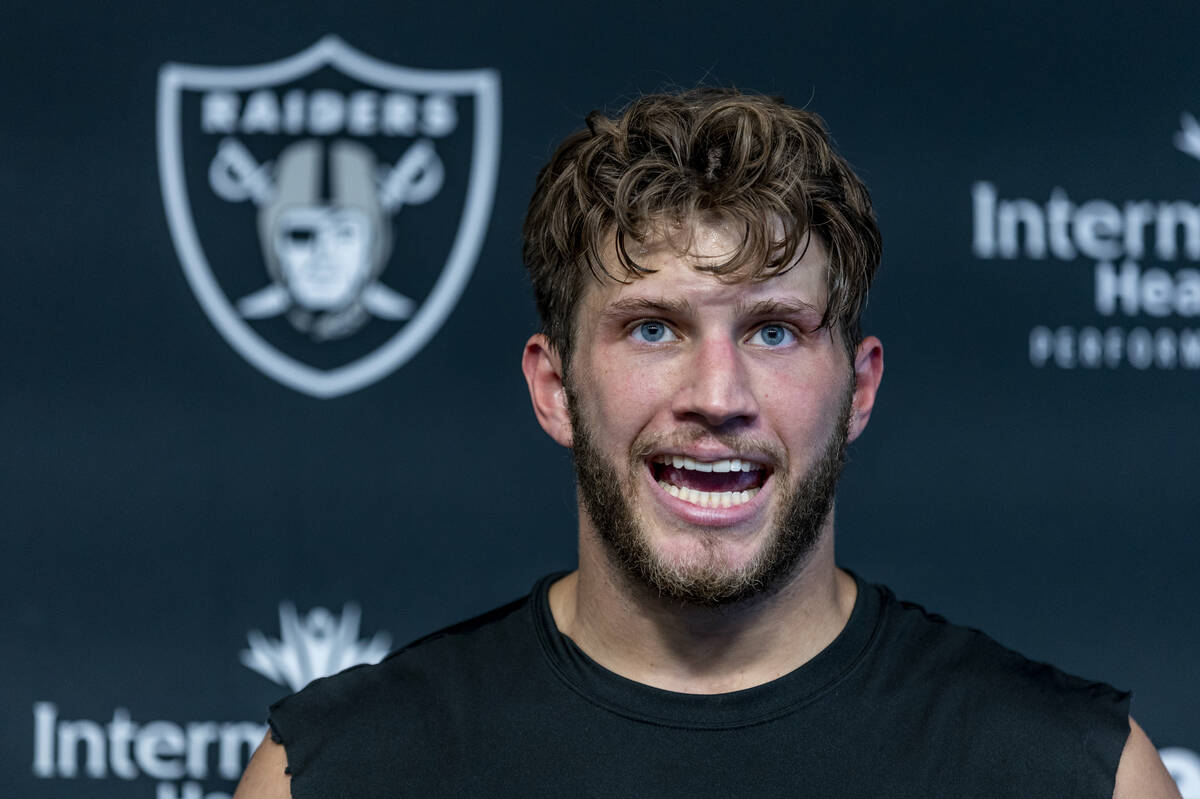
584,220,829,313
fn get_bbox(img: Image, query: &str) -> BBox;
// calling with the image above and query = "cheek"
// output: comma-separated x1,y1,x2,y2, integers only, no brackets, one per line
580,357,677,441
593,369,662,428
758,365,849,453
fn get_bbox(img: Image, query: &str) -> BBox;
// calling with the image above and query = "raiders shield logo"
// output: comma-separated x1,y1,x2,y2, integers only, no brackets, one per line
158,36,500,397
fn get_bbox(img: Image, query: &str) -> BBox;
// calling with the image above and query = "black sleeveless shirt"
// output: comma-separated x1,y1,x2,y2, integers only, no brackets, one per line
268,573,1130,798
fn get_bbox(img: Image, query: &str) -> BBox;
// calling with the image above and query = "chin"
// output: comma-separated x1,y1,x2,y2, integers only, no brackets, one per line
644,522,769,573
623,523,781,606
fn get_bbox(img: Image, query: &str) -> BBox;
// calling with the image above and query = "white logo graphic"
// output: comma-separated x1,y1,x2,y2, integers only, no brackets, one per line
972,113,1200,371
158,37,501,397
33,600,390,797
217,136,435,338
241,602,392,691
1174,112,1200,162
1162,747,1200,799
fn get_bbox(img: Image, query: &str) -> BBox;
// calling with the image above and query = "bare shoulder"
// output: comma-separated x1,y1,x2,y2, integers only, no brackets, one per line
232,732,292,799
1113,718,1181,799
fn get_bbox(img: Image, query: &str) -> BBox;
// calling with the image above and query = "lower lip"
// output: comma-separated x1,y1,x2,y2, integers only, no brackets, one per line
643,464,771,528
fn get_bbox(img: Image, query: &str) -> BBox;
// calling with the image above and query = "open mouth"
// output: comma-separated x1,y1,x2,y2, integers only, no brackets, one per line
648,455,770,509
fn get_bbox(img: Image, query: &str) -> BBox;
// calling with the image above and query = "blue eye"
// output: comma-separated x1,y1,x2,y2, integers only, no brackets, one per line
633,320,675,343
752,324,795,347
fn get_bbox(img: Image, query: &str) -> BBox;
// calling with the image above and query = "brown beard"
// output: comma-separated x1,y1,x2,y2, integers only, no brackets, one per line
567,382,852,608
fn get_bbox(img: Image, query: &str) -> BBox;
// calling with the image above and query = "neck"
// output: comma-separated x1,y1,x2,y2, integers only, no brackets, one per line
548,515,857,695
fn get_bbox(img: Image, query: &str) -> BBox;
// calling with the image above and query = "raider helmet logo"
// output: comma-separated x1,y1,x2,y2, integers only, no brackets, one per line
158,37,500,397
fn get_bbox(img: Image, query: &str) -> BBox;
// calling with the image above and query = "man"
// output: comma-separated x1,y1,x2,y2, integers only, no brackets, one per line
235,88,1179,798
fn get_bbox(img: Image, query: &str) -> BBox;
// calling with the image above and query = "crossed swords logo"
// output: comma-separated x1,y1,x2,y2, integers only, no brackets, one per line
207,136,444,339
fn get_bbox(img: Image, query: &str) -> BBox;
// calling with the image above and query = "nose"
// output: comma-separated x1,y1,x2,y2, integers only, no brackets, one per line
671,335,759,428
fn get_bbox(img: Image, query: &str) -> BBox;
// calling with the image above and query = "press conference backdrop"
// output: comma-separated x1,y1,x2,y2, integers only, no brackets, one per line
4,1,1199,796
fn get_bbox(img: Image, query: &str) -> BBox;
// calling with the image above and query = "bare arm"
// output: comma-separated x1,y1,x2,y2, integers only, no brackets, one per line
232,733,292,799
1113,718,1181,799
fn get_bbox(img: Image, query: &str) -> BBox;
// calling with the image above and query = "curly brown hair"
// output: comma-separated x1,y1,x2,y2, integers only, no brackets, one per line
522,87,882,367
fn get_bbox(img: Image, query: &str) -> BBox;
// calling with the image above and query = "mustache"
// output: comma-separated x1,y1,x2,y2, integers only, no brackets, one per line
629,426,786,471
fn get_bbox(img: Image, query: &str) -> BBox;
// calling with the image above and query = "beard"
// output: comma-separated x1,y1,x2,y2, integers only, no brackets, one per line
567,384,853,608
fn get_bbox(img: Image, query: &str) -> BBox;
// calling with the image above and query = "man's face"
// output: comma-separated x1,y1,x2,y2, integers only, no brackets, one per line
564,223,859,606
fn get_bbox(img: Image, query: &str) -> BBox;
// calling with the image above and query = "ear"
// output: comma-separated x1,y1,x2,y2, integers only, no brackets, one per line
522,334,574,448
847,336,883,443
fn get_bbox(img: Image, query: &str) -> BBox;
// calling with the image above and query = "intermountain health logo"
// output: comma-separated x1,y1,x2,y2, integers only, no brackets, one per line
32,603,391,798
972,112,1200,370
158,37,501,397
242,601,392,691
1164,747,1200,799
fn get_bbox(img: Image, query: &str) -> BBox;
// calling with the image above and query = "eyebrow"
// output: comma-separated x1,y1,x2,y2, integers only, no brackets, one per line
598,296,824,326
736,298,823,318
598,297,695,320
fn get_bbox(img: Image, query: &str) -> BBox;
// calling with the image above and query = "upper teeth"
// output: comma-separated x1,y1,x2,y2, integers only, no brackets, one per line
652,455,763,473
